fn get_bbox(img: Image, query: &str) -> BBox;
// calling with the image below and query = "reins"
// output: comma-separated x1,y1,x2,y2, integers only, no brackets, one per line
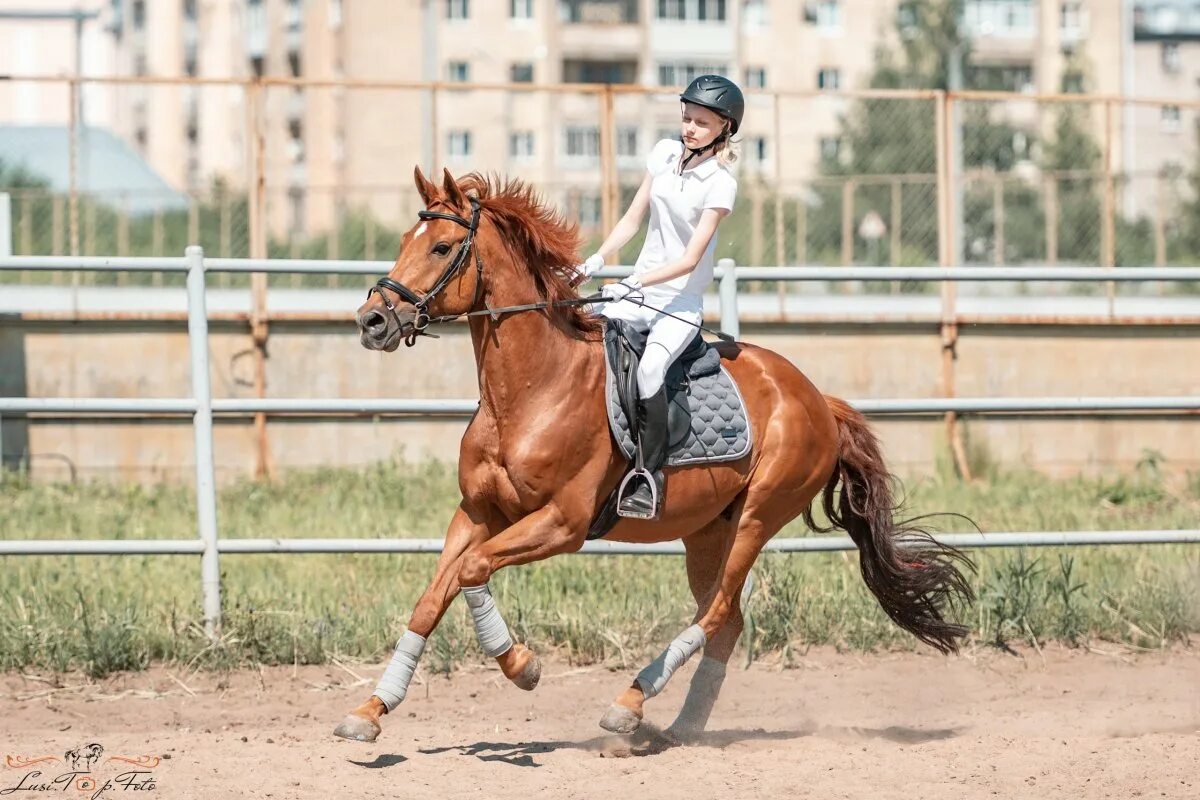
367,196,734,345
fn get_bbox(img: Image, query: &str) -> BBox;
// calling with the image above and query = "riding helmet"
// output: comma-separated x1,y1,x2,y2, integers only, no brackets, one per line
679,75,745,135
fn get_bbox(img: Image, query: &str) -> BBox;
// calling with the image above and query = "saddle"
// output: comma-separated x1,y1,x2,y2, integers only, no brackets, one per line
587,318,749,540
603,318,721,455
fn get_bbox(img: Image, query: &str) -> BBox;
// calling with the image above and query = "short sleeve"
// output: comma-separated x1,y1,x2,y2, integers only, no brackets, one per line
704,172,738,212
646,138,678,176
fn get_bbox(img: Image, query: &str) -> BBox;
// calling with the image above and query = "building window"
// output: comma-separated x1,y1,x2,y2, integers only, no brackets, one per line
656,0,727,22
184,50,198,76
617,125,639,160
1061,70,1084,93
749,136,768,163
815,0,841,33
964,0,1034,37
510,62,534,82
446,0,469,20
817,68,840,90
819,136,841,163
509,131,535,159
564,125,600,162
579,194,602,226
967,63,1034,92
744,66,766,89
448,130,473,158
1059,1,1083,38
1161,105,1182,132
511,0,533,18
1162,42,1181,74
447,61,470,82
658,62,728,87
134,52,148,76
131,0,146,29
563,59,637,83
744,0,767,26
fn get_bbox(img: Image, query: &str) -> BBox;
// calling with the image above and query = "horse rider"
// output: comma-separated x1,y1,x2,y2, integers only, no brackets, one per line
576,74,743,519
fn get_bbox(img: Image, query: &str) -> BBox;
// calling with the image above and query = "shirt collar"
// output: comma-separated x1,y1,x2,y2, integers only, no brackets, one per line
667,142,722,181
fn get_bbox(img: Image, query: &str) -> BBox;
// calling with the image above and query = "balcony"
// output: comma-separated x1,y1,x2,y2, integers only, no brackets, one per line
558,0,641,58
559,0,638,24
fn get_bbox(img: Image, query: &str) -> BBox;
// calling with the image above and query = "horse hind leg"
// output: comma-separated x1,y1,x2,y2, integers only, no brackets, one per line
666,523,747,743
600,502,770,736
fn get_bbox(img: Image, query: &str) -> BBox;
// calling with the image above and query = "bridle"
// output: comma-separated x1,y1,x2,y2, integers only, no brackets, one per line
367,196,484,347
365,193,736,346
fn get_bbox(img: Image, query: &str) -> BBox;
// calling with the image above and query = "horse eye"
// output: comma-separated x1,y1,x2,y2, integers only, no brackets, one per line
432,242,451,256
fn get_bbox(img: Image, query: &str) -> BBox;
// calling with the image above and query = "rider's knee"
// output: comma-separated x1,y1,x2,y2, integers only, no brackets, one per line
636,343,672,397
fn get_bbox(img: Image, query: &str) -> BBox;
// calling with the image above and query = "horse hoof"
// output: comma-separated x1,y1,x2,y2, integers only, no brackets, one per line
499,644,541,692
333,713,381,743
599,704,642,735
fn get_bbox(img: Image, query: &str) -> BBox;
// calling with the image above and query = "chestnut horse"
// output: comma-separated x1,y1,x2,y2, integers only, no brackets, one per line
334,167,971,744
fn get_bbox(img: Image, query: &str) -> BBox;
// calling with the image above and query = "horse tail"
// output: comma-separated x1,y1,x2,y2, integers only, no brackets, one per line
804,395,974,654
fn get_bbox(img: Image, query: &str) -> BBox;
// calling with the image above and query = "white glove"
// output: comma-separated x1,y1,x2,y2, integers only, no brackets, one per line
600,275,642,302
579,253,605,278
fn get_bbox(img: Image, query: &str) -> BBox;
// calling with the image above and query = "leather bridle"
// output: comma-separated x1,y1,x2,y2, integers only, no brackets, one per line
366,196,484,347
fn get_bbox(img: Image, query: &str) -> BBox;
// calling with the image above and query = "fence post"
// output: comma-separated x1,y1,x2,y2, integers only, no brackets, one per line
186,245,222,635
718,258,739,342
0,193,10,258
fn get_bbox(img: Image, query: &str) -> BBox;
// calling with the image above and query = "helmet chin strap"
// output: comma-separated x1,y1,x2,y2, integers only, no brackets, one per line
677,128,730,173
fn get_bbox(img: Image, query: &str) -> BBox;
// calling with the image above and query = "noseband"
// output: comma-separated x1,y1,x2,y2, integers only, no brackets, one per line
367,196,484,347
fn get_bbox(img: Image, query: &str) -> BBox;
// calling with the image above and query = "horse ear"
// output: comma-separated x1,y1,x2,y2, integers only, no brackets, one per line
441,168,466,210
413,166,438,207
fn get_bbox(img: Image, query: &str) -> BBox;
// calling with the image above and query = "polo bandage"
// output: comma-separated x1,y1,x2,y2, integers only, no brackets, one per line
635,623,707,699
461,584,514,658
372,630,426,712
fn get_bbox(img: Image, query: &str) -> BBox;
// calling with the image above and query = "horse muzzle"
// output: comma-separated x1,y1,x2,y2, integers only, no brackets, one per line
357,306,415,352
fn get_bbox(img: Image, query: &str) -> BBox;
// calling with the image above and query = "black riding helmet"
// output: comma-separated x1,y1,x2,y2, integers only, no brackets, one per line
679,74,745,135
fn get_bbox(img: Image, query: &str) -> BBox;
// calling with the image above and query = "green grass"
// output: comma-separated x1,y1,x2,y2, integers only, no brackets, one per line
1,460,1197,678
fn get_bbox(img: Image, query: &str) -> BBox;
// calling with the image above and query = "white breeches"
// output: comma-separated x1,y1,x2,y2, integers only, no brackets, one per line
599,293,703,398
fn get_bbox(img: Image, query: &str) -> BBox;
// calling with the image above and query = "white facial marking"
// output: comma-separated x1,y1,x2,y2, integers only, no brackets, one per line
414,222,428,239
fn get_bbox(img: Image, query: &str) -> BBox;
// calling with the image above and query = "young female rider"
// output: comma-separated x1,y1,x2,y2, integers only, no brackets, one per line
576,75,744,520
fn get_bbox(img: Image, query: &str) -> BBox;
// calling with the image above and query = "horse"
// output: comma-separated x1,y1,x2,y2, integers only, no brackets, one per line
334,166,973,744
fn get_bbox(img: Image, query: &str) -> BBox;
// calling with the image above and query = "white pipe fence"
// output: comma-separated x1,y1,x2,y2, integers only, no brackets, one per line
1,248,1198,632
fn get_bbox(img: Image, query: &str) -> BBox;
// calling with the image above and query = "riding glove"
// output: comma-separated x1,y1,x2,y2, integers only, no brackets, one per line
601,275,642,302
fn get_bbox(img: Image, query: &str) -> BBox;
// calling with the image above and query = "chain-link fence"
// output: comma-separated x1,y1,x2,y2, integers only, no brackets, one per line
3,77,1199,288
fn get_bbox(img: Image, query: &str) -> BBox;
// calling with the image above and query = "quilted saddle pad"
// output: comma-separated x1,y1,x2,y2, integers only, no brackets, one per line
603,346,753,467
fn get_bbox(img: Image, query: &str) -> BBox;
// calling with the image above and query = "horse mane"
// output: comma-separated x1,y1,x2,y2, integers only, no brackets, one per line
454,173,601,336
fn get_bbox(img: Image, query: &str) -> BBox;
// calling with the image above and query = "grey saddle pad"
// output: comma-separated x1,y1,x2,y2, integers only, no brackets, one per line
604,346,752,467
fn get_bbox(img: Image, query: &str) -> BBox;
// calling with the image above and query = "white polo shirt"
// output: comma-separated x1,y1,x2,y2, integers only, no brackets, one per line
633,138,738,305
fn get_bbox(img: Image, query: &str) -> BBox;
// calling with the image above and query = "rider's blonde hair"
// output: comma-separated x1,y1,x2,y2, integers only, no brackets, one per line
715,118,739,167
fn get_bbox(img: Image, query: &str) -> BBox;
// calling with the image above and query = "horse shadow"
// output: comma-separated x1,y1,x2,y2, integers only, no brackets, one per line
350,722,962,770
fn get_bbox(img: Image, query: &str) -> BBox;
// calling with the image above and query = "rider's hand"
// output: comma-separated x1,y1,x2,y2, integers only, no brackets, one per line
569,253,605,288
600,275,642,302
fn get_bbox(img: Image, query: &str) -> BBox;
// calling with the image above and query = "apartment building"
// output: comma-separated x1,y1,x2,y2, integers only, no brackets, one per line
3,0,1195,239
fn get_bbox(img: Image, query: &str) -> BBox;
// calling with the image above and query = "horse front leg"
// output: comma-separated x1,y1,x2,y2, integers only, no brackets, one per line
333,503,490,742
454,500,586,692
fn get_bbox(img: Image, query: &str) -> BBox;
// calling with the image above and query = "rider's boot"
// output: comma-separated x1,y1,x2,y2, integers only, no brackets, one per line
617,386,669,519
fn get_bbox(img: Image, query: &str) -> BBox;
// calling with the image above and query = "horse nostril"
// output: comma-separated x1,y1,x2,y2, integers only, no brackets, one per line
361,310,387,335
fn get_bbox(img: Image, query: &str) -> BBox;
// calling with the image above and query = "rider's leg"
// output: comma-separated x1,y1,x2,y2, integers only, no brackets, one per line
618,305,702,517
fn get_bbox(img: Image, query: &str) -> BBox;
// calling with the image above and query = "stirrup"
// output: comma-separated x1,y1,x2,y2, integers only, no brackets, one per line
616,467,660,520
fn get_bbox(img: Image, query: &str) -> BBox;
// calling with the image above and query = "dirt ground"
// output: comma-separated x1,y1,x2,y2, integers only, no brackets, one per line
1,645,1197,800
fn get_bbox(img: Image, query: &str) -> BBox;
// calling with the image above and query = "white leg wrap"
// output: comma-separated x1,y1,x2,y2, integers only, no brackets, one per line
635,623,707,700
671,656,728,734
461,584,514,658
372,630,425,712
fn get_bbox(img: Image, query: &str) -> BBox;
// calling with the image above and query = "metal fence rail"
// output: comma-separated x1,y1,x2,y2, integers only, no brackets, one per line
1,248,1198,633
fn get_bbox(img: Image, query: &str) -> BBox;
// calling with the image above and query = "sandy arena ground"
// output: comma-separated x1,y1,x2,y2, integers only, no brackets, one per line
1,645,1197,800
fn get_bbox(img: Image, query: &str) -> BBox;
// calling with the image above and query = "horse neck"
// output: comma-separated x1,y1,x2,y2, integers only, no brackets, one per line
466,254,596,417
